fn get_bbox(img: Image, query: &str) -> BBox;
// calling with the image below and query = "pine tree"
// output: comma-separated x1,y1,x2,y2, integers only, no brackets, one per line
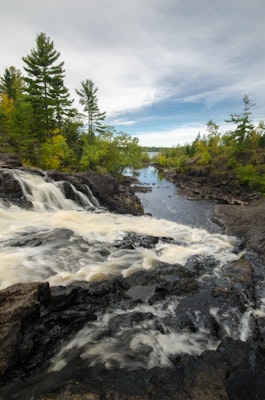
225,95,255,145
75,79,106,138
22,32,73,142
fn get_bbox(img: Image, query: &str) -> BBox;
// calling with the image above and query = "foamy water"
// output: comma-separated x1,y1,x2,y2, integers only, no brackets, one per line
1,167,262,370
0,201,240,289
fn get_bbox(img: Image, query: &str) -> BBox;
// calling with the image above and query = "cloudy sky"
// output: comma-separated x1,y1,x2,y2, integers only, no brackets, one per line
1,0,265,146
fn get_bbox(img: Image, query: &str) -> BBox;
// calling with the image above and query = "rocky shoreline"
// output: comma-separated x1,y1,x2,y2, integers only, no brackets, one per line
0,155,265,399
161,166,265,261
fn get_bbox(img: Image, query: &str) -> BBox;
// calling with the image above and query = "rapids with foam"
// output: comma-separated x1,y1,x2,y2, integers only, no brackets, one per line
0,167,263,371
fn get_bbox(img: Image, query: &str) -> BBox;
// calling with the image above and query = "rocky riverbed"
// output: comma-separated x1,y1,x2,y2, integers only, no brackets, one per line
0,260,264,400
0,154,265,400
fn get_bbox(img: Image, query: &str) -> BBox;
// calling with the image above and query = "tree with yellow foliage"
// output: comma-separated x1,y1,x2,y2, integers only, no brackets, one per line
39,133,75,170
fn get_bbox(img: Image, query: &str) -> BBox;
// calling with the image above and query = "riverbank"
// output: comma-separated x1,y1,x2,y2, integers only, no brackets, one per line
161,166,265,260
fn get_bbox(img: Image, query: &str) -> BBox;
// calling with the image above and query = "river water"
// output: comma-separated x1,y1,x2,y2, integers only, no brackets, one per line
0,167,235,290
1,166,264,388
124,165,219,233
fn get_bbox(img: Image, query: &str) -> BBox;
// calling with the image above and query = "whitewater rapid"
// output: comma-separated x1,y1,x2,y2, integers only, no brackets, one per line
0,169,241,289
2,167,261,371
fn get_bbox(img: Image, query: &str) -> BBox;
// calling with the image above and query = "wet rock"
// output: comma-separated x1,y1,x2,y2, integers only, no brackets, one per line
0,279,131,385
114,233,161,249
0,170,32,208
149,278,199,303
0,282,50,377
114,233,186,251
185,254,219,275
133,185,153,193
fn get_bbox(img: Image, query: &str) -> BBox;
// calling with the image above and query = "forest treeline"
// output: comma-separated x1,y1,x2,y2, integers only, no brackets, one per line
1,33,265,192
0,32,147,175
153,95,265,194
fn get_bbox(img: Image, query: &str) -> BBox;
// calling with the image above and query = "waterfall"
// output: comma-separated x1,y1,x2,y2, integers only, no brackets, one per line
1,167,263,374
9,169,102,211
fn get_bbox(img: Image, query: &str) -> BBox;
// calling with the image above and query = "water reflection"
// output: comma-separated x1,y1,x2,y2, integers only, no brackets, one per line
125,165,219,233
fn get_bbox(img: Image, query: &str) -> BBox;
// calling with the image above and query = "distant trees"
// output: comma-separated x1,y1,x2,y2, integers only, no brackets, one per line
75,79,106,137
152,95,265,193
0,66,24,101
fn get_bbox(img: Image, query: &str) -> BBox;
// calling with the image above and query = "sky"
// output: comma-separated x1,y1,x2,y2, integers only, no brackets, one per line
1,0,265,147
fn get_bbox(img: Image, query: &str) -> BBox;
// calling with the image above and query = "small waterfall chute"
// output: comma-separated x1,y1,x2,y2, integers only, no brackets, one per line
8,169,103,212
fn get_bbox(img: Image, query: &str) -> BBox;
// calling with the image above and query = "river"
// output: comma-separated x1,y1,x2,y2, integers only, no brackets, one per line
124,165,219,233
0,166,264,399
0,167,234,290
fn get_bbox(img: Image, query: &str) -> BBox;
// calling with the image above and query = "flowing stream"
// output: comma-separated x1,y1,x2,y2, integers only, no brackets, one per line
125,165,218,232
1,166,264,378
0,168,236,289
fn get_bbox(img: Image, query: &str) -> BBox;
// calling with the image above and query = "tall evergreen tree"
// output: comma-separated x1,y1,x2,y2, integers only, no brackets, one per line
22,32,73,141
75,79,106,138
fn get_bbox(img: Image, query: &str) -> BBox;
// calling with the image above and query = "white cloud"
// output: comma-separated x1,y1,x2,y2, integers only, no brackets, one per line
135,125,206,147
1,0,265,145
110,119,138,127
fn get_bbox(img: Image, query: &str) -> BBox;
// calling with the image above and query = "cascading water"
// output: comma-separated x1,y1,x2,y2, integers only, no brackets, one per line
0,167,264,378
0,168,240,289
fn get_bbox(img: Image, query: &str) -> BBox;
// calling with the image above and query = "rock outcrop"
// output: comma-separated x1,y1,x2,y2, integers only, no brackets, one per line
47,169,143,215
161,166,253,205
